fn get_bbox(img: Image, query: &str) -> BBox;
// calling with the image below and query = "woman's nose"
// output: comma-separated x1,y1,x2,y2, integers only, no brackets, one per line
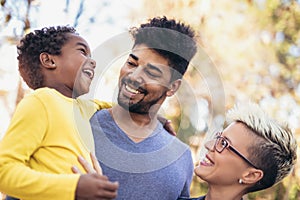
204,140,216,152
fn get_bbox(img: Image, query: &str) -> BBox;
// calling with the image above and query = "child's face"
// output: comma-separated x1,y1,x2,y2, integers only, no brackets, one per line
50,33,95,97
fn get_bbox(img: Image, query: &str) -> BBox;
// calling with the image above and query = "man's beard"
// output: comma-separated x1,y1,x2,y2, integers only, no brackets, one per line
117,88,166,114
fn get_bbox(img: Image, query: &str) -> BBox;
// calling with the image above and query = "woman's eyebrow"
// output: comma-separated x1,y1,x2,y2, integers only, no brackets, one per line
223,135,233,144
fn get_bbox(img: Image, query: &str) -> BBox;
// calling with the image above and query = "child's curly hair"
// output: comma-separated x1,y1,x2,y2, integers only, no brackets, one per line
17,26,76,89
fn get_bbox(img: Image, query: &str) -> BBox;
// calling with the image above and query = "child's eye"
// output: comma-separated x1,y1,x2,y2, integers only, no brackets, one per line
79,48,87,55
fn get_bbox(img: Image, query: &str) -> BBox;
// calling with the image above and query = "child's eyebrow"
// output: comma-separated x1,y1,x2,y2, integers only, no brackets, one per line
76,42,89,49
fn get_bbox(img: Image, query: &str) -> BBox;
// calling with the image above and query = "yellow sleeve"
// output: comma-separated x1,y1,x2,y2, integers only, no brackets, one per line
75,98,112,118
93,99,113,110
0,94,79,200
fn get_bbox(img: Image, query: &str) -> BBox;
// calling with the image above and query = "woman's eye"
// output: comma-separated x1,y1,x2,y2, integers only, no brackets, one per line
220,139,227,147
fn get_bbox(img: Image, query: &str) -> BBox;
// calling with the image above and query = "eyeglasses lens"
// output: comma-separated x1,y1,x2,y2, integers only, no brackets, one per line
215,137,228,153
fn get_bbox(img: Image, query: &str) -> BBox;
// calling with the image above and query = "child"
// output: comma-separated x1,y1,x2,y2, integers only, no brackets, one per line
0,26,118,200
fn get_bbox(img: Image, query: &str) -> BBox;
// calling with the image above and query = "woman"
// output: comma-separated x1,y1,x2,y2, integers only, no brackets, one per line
180,103,297,200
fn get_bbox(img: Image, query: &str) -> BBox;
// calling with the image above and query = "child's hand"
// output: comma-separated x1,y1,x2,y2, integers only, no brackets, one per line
72,153,102,175
73,153,119,199
75,173,119,200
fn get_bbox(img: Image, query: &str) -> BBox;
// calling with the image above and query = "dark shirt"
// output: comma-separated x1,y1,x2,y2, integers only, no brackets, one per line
178,196,205,200
5,196,18,200
178,196,244,200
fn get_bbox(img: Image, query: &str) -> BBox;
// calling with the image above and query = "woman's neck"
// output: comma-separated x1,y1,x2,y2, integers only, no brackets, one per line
205,185,245,200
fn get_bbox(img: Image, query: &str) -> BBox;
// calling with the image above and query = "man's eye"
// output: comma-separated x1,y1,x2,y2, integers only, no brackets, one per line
126,61,138,67
145,70,160,78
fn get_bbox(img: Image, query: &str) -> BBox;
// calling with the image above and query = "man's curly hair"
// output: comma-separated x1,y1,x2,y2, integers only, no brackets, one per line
17,26,77,89
130,16,197,80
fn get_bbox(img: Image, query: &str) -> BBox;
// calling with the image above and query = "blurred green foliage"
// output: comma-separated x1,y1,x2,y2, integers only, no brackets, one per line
255,0,300,91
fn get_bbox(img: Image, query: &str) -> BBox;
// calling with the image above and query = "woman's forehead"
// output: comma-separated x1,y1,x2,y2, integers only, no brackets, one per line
222,122,254,146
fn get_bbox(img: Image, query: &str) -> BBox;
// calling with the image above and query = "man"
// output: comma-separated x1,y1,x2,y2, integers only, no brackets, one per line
89,16,198,199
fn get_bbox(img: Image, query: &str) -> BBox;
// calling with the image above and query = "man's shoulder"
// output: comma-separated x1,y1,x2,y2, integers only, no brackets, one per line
160,128,190,149
90,109,113,128
156,130,192,162
92,109,110,120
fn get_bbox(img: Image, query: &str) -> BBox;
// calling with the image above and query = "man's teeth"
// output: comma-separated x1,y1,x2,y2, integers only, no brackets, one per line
125,85,140,94
83,69,94,79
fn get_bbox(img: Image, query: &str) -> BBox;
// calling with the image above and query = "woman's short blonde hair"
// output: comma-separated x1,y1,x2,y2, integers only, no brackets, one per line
226,102,297,192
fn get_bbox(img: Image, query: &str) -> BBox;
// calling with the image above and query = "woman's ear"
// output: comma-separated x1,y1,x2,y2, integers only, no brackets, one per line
242,168,264,185
166,79,181,97
40,52,56,69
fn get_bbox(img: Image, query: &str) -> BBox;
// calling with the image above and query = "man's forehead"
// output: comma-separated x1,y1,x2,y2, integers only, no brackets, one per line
130,47,168,65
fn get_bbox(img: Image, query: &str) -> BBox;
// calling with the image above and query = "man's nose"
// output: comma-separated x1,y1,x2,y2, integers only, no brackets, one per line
128,66,144,84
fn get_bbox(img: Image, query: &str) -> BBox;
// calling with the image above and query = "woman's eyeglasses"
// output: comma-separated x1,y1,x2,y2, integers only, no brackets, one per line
208,132,259,169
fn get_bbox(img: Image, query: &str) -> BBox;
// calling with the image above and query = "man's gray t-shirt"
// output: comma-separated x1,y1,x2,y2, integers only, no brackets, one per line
90,109,194,200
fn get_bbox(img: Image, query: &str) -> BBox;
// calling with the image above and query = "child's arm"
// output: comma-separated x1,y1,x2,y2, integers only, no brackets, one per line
93,99,113,110
0,95,79,200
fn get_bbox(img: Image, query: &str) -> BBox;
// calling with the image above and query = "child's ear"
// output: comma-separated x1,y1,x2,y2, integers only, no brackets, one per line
40,52,56,69
166,79,181,97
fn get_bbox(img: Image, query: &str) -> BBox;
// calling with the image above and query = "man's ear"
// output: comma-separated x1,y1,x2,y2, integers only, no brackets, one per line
40,52,56,69
166,79,181,97
242,168,264,185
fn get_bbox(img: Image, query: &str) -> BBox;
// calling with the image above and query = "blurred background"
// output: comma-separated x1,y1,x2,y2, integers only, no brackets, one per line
0,0,299,199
